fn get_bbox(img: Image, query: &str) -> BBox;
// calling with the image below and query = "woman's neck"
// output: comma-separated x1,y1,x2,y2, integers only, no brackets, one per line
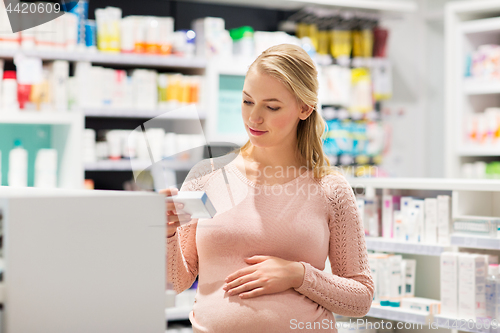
242,144,304,171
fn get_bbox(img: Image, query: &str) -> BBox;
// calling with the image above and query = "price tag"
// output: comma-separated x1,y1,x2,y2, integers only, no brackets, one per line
14,54,43,85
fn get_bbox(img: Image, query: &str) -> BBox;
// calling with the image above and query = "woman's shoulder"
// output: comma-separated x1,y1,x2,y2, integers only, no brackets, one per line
314,170,352,200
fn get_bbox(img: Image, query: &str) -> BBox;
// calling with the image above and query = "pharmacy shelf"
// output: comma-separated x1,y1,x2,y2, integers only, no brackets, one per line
165,307,191,321
0,111,82,125
84,108,206,120
348,177,500,192
434,314,489,333
85,159,196,172
365,237,450,256
460,16,500,34
184,0,417,12
366,304,430,325
0,49,206,69
457,145,500,156
450,234,500,250
463,79,500,95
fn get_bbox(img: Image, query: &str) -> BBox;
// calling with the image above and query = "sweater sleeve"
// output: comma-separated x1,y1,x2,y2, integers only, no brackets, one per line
166,159,216,294
293,173,374,317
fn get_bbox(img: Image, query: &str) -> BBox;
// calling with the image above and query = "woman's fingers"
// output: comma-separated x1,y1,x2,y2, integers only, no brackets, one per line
225,276,261,296
159,187,179,197
239,287,266,299
166,213,192,223
166,201,184,212
225,266,255,283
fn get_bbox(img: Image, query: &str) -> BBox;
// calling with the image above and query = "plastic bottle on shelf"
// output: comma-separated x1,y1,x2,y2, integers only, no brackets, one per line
364,186,380,237
486,264,499,323
1,71,19,112
34,149,58,188
8,140,28,187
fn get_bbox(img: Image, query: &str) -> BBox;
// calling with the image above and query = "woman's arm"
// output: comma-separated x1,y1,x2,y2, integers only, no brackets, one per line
293,173,374,317
167,222,199,293
166,159,216,293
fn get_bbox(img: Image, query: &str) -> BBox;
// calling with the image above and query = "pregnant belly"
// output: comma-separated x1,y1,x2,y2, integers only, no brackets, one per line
190,287,337,333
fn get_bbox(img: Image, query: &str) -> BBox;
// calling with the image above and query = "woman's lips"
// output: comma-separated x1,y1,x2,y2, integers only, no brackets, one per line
248,127,267,136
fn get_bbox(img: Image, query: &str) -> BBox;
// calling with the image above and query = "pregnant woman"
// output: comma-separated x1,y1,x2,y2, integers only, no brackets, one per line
164,44,374,333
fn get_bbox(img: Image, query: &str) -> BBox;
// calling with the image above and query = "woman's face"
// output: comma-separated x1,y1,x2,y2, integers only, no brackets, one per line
241,68,310,149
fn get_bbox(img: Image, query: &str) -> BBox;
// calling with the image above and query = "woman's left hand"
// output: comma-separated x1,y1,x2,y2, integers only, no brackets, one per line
223,255,305,299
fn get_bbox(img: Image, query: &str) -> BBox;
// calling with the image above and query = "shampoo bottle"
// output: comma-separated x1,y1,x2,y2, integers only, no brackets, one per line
8,139,28,187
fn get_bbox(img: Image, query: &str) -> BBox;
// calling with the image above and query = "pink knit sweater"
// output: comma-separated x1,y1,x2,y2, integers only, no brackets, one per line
166,154,374,333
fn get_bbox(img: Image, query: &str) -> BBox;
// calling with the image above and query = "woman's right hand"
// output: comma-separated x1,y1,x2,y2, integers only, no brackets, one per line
160,188,192,238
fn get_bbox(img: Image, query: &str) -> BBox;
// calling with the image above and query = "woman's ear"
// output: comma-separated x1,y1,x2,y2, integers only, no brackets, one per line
299,104,314,120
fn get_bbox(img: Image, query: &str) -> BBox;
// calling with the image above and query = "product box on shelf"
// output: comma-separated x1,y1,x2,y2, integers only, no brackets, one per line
458,253,486,321
382,195,401,239
437,195,452,245
424,198,438,244
401,297,441,315
440,252,458,317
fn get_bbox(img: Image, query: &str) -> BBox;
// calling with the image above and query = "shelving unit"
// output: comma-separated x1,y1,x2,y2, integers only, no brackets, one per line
0,49,206,69
365,237,450,256
184,0,418,12
84,107,205,120
367,304,431,325
85,159,195,172
350,177,500,329
445,1,500,177
0,111,84,189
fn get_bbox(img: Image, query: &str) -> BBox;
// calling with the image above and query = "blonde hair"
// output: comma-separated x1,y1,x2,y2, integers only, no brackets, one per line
237,43,337,178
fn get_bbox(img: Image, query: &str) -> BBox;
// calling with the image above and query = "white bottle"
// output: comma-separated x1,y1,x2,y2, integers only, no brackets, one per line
486,264,499,322
8,140,28,187
34,149,58,188
1,71,19,112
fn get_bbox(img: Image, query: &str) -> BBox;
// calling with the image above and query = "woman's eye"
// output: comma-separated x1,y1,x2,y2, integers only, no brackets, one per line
243,100,253,105
268,106,280,111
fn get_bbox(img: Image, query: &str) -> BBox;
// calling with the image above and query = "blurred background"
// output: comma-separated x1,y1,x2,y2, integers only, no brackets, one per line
2,0,484,192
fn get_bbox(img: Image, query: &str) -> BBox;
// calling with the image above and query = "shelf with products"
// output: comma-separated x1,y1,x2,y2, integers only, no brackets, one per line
366,304,431,325
0,111,82,125
0,49,207,70
445,0,500,178
458,146,500,157
184,0,417,12
85,159,196,172
349,176,500,329
365,237,450,256
0,112,84,189
463,79,500,95
84,107,206,120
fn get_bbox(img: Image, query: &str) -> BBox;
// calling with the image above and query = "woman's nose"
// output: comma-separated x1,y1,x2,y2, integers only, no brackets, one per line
248,107,264,124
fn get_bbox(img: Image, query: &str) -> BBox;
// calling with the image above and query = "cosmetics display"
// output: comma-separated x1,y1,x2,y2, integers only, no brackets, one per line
83,128,205,164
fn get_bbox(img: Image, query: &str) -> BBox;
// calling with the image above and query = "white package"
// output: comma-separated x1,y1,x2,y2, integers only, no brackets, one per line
440,252,458,317
411,199,425,243
437,195,452,245
401,297,441,314
424,198,438,244
405,259,416,297
458,253,486,321
170,191,217,222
